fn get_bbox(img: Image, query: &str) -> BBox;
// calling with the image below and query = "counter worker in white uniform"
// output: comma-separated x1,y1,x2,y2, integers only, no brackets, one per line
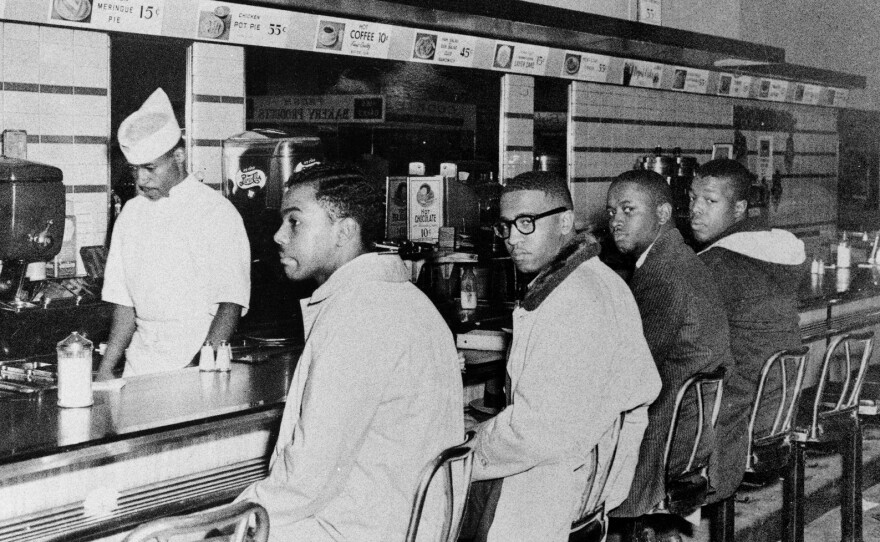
97,88,250,380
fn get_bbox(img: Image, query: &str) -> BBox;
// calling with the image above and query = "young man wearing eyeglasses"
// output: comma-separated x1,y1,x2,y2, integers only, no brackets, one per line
462,171,660,542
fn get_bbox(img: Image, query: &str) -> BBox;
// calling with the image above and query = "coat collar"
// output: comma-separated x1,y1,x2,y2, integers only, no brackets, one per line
520,233,601,311
307,252,410,306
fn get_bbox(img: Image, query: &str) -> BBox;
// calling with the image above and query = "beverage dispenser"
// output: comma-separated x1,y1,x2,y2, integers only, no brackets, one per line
0,157,65,310
222,129,323,330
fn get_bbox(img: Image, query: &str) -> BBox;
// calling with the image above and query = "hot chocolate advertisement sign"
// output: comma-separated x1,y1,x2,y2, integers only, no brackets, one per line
49,0,165,34
407,176,444,243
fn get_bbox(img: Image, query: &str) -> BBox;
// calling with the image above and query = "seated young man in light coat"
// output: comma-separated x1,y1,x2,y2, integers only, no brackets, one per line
462,171,661,542
236,163,464,541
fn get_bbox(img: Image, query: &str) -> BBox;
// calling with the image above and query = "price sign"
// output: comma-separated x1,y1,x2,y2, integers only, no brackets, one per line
671,67,709,93
196,1,294,47
314,18,392,59
639,0,662,26
0,1,6,18
561,51,609,82
766,79,788,102
832,88,849,107
49,0,165,34
409,31,476,68
802,84,821,105
717,73,753,98
622,60,662,88
492,41,549,76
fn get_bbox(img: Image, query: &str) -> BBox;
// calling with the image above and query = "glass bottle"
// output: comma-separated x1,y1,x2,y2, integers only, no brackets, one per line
460,265,478,310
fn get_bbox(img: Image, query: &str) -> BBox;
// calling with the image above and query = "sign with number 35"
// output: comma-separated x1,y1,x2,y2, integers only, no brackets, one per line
639,0,661,26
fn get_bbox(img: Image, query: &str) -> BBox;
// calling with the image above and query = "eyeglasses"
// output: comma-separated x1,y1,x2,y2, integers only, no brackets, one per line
492,207,568,239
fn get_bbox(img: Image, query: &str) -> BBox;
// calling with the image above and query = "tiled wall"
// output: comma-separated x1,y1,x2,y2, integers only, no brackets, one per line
187,42,245,190
567,83,838,239
499,74,534,183
1,23,110,271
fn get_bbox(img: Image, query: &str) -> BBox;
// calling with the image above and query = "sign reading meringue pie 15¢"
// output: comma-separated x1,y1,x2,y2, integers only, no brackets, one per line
49,0,165,35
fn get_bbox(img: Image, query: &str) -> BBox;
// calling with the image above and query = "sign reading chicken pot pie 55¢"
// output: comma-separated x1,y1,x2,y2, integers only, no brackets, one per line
50,0,165,35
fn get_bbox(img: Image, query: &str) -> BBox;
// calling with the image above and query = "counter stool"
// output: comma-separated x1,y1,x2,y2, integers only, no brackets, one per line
711,347,809,542
569,414,624,542
792,331,874,542
406,431,477,542
123,501,269,542
659,367,726,517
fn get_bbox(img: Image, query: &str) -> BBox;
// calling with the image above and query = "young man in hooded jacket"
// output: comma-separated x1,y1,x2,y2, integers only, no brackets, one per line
689,158,807,502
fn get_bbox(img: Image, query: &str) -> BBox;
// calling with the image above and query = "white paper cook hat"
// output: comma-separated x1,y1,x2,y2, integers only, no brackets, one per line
118,88,181,165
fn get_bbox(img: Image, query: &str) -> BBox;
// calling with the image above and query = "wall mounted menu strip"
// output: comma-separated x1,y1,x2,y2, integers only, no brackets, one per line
0,0,854,108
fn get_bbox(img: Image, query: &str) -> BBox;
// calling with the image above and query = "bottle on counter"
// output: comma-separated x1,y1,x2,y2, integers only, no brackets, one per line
460,265,478,310
837,233,851,269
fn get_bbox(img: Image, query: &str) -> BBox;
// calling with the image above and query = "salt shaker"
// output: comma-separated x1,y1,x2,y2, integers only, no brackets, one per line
57,331,94,408
215,340,232,372
199,341,215,371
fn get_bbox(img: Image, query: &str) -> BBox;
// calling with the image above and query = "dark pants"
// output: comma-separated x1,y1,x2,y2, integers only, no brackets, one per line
458,479,503,542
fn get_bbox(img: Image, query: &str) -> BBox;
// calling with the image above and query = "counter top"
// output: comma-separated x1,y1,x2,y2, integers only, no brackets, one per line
0,349,300,467
798,266,880,311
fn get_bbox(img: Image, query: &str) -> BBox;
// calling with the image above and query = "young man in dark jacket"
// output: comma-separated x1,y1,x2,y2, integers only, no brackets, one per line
606,170,733,541
689,159,807,502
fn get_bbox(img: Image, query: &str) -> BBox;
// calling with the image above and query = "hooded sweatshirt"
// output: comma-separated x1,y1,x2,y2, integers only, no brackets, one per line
697,218,806,501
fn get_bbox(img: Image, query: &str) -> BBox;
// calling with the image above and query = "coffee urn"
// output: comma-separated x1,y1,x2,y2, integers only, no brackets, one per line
0,157,65,310
638,147,698,233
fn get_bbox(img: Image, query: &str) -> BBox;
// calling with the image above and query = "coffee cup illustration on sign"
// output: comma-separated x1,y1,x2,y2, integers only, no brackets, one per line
316,21,344,50
53,0,92,22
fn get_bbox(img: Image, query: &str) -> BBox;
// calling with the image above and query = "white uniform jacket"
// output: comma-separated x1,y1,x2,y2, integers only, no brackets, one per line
237,253,464,542
472,256,661,541
102,175,250,375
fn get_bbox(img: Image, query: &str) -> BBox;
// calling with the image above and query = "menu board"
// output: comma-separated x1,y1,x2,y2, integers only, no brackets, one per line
49,0,165,34
249,95,385,124
560,51,610,83
314,17,392,59
802,84,822,105
671,67,709,93
195,1,298,47
491,41,549,76
639,0,662,25
767,79,789,101
408,176,444,243
832,88,849,107
717,73,753,98
409,30,477,68
621,60,662,88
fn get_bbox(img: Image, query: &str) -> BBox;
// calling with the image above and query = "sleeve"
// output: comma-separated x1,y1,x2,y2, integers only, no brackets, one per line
472,292,652,481
241,302,396,522
633,267,688,366
201,202,251,312
101,214,133,307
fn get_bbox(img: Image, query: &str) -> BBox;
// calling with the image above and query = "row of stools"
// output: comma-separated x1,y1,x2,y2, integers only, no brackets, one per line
117,331,875,542
708,331,875,542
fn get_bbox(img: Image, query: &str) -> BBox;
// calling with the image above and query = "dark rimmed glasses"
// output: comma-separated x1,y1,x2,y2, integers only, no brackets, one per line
492,206,568,239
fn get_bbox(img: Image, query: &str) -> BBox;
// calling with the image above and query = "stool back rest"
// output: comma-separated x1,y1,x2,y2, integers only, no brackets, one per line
122,501,269,542
808,331,874,439
663,366,726,480
405,431,476,542
746,347,809,465
572,414,624,524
